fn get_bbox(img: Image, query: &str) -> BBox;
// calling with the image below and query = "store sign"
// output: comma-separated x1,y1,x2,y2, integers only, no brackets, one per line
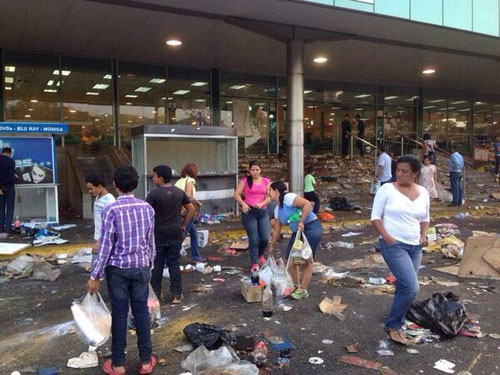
0,123,68,134
0,137,55,185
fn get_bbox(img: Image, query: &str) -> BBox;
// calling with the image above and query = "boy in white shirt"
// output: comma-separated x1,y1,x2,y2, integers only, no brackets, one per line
85,174,116,258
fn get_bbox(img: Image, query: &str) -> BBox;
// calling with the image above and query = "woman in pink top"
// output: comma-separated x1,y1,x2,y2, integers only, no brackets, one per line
234,160,271,272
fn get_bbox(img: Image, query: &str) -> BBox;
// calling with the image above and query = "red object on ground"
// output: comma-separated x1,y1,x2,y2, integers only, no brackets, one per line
208,256,223,261
317,212,335,221
385,274,397,284
212,278,226,282
338,355,383,370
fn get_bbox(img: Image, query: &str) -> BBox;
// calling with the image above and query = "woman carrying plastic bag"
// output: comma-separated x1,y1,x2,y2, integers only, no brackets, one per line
267,181,323,300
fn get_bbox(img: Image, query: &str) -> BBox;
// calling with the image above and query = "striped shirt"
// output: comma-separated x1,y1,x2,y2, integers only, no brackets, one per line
91,194,156,280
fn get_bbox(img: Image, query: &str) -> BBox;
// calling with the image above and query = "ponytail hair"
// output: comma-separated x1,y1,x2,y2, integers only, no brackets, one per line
270,181,288,208
246,160,261,189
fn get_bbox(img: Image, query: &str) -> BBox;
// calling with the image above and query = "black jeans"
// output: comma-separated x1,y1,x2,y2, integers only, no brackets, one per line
151,240,182,297
0,186,15,232
304,191,320,214
495,156,500,175
356,139,365,156
105,266,152,366
341,134,349,156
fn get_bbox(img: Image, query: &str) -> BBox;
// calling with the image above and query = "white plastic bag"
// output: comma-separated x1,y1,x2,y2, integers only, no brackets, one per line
128,284,162,328
271,257,294,298
258,257,273,286
71,292,111,347
370,181,381,195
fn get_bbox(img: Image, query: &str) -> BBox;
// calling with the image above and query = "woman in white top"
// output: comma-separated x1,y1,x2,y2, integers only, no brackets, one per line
371,155,430,345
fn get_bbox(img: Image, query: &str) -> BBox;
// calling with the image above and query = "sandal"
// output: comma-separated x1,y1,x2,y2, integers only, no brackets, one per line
384,327,409,346
103,359,126,375
137,356,156,375
172,294,184,304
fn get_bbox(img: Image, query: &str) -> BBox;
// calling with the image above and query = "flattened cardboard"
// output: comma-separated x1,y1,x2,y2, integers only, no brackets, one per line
319,296,347,314
0,242,31,255
458,236,500,279
483,247,500,272
231,241,249,251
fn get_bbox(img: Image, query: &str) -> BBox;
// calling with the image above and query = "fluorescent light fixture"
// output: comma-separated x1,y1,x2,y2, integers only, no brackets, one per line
458,108,470,112
194,99,206,102
93,83,109,90
103,74,112,79
5,66,15,72
429,99,446,103
94,118,100,122
354,94,371,98
191,81,208,87
135,87,152,92
173,89,190,95
30,99,38,103
53,69,71,76
28,108,33,111
229,85,246,90
474,101,486,105
161,97,166,100
304,90,312,94
149,78,166,84
70,109,77,113
166,39,182,46
126,102,132,105
47,80,54,86
125,94,138,98
44,89,57,93
152,110,157,114
168,97,174,100
4,77,14,84
313,56,328,64
384,96,398,100
422,69,436,75
86,92,99,96
24,114,31,118
450,101,467,104
128,120,132,123
225,101,233,104
423,105,435,109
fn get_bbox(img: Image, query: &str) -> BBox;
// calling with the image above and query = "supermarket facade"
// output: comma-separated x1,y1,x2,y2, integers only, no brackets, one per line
1,0,500,166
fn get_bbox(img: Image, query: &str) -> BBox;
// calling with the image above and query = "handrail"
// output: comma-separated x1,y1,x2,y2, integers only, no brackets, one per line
346,132,377,149
398,134,452,158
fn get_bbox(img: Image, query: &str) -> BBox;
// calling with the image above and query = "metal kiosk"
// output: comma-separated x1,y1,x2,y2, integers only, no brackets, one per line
131,125,238,214
0,122,68,224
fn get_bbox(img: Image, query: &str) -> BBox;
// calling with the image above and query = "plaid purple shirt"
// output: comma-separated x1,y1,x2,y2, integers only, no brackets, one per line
91,194,156,280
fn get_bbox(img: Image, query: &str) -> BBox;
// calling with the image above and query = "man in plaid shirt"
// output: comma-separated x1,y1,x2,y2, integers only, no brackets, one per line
88,165,156,375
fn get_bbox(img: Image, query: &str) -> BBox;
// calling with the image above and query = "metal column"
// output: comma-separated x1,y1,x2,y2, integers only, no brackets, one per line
286,40,304,195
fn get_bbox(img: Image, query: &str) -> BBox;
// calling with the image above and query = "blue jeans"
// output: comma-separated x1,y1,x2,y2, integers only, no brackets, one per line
241,207,270,265
450,172,463,205
0,186,15,232
285,219,323,259
379,239,422,330
184,220,201,260
105,266,152,366
151,240,182,297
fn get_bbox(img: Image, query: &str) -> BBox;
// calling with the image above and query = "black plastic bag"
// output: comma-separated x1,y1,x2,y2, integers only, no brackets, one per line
183,323,236,350
406,292,468,337
329,197,353,211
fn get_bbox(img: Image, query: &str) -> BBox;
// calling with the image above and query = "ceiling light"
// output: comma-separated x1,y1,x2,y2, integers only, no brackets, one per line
168,97,174,100
354,94,371,98
47,80,54,86
94,118,100,122
44,89,57,93
128,120,132,123
93,83,109,90
474,101,486,105
429,99,446,103
304,90,312,94
173,89,190,95
5,66,15,72
313,57,328,64
458,108,470,112
30,99,38,103
53,69,71,76
422,69,436,75
149,78,166,84
28,108,33,111
423,105,435,109
152,110,157,114
194,99,206,102
24,114,31,118
103,74,112,79
229,85,246,90
86,92,99,96
70,109,77,113
166,39,182,46
451,100,467,104
125,94,138,98
4,77,14,84
161,97,166,100
135,87,152,92
126,102,132,105
191,82,208,87
385,96,398,100
225,101,233,104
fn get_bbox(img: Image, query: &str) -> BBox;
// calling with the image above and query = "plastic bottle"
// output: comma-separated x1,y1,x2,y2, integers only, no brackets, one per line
455,212,469,219
14,216,21,233
262,286,274,317
287,210,301,224
253,341,268,367
251,271,260,286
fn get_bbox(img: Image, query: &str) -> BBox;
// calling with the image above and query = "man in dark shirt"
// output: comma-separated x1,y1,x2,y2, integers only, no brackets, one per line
355,114,365,156
146,165,195,304
0,147,16,235
341,114,352,157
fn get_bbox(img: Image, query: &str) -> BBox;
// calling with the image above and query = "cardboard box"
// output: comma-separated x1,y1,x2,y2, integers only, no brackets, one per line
241,278,262,303
182,230,210,250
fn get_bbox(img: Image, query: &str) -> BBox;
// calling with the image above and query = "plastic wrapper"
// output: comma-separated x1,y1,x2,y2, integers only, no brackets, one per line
128,284,162,328
71,292,111,347
270,258,294,298
181,345,233,373
183,323,236,350
258,257,274,286
406,292,468,337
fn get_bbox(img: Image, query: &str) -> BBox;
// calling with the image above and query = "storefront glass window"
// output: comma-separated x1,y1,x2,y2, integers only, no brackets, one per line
375,0,409,19
473,0,499,36
423,98,448,149
304,0,333,4
335,0,374,12
167,67,211,127
118,62,166,146
443,0,473,31
410,0,443,26
473,101,493,135
4,51,61,122
61,56,113,145
448,98,471,152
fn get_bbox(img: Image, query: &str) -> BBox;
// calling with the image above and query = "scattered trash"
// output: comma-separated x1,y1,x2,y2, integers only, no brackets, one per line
253,341,268,367
183,323,236,350
67,349,98,368
342,232,362,237
489,333,500,339
345,344,358,353
308,357,324,365
407,292,468,337
174,343,195,352
368,277,387,285
317,212,335,221
213,265,222,273
35,367,58,375
7,254,42,274
213,277,225,282
338,355,382,370
322,339,334,345
0,242,31,256
433,359,456,374
51,224,77,231
182,303,199,312
230,241,249,251
32,262,61,281
333,254,387,270
407,348,419,354
71,292,111,347
322,241,354,249
329,197,357,211
376,340,394,356
319,296,347,320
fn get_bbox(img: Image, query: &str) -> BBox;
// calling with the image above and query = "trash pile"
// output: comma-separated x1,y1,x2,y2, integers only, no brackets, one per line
424,224,465,259
4,254,61,281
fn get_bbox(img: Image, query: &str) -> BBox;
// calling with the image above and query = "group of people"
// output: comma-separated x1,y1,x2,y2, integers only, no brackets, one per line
341,113,366,157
